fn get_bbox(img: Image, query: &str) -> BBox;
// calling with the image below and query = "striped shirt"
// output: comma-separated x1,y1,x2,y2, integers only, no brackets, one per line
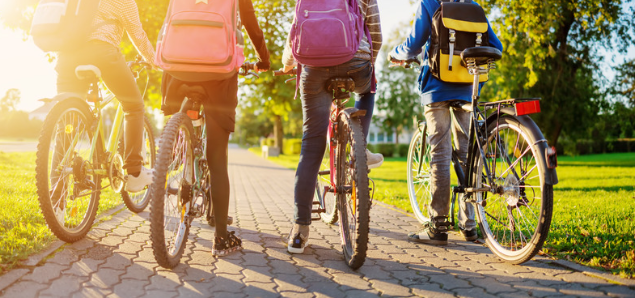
282,0,383,66
88,0,156,66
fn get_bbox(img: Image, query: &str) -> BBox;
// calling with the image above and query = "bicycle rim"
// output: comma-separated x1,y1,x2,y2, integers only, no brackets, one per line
151,113,193,268
317,141,338,224
336,115,370,269
407,125,432,224
474,116,553,264
121,116,156,213
35,99,100,242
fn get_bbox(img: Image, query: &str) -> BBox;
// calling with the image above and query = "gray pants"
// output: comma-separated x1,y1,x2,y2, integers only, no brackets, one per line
425,100,476,230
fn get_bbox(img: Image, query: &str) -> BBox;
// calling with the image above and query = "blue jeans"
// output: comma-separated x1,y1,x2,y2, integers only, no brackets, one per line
294,58,375,225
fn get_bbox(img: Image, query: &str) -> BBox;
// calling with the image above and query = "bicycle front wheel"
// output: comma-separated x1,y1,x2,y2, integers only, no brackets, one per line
35,98,101,243
473,115,553,264
336,114,370,269
150,113,195,268
316,141,338,224
120,116,156,213
407,123,432,224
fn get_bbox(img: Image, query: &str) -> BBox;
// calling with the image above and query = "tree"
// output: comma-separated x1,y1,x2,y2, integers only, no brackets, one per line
610,59,635,105
375,24,422,146
0,89,20,113
239,0,301,153
480,0,635,146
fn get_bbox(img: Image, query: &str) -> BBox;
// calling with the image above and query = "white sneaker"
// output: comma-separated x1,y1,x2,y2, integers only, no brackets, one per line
126,167,153,192
288,224,310,254
366,149,384,169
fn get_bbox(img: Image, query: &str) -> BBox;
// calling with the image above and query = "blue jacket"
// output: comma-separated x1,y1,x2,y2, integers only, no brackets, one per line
390,0,503,105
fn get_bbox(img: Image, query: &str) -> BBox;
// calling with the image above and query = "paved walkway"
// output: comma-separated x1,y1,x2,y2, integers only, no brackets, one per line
1,146,634,298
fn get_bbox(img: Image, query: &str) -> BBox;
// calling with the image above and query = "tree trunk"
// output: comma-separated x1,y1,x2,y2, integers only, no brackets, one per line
548,121,563,148
273,114,284,154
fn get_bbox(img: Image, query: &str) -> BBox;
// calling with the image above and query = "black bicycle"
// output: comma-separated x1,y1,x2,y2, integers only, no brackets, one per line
400,47,558,264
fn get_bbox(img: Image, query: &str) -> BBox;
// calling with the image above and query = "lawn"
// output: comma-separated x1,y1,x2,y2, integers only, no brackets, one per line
250,147,635,278
0,152,122,273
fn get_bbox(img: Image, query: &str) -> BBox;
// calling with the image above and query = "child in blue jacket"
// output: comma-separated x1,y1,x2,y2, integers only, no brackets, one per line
390,0,503,245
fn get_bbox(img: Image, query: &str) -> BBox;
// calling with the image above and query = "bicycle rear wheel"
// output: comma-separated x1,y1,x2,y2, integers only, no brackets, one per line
316,141,338,224
336,114,370,269
120,116,156,213
35,98,101,243
407,123,432,224
150,113,195,268
473,115,553,264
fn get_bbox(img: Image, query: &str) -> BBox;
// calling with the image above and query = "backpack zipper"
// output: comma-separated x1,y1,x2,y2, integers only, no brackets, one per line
304,9,343,17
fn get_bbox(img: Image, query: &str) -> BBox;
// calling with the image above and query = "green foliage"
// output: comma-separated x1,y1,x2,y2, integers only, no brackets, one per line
283,138,302,155
373,143,396,158
0,89,20,113
480,0,635,145
0,152,122,273
610,59,635,105
0,110,43,138
397,143,409,157
376,24,423,145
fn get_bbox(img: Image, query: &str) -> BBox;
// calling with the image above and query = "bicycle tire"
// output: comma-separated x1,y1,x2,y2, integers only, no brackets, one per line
35,98,102,243
150,113,195,268
120,116,156,213
336,114,370,270
316,141,338,224
473,115,553,264
407,123,433,224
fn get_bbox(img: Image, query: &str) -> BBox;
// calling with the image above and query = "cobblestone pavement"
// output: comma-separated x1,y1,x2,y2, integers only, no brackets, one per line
1,146,634,298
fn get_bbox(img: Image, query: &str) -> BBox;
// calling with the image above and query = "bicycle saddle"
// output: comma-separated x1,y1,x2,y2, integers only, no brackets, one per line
75,65,102,81
176,84,207,100
461,47,502,65
326,77,355,100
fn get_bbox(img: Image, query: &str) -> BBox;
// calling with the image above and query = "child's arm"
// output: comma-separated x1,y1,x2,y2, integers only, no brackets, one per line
390,1,433,61
239,0,271,71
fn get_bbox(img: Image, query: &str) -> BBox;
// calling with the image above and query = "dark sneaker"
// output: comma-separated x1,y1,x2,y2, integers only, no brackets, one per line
287,224,310,254
408,216,450,245
212,231,242,257
460,227,478,241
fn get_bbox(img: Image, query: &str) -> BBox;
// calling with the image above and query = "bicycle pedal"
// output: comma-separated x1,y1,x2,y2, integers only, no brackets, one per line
311,208,326,214
311,216,322,221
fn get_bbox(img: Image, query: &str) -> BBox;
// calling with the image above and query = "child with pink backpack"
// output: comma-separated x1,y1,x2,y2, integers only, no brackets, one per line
280,0,383,253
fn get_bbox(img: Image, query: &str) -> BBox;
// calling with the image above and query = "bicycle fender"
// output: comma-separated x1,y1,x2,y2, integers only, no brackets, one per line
341,107,367,119
486,111,559,185
46,92,87,103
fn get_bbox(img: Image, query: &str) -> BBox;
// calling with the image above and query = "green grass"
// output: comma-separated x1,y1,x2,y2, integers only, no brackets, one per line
251,147,635,278
0,152,122,273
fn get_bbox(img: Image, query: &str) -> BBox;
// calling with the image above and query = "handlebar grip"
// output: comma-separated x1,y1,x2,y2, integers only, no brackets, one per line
242,62,257,71
273,69,296,76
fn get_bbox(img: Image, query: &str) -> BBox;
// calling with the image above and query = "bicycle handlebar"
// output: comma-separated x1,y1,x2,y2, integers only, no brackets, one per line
273,68,296,76
389,56,421,69
239,62,259,78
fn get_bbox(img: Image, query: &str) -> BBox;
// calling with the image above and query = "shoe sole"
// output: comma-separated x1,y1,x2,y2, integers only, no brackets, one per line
213,246,242,257
287,241,309,254
463,235,478,241
368,160,384,170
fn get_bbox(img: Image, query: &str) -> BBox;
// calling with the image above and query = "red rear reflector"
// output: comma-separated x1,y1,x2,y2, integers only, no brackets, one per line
516,100,541,116
187,110,199,120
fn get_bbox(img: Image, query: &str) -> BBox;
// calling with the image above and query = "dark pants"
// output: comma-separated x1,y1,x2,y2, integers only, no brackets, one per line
56,41,144,174
201,75,239,238
294,58,375,225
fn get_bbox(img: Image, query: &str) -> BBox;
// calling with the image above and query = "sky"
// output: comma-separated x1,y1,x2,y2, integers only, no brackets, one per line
0,0,632,112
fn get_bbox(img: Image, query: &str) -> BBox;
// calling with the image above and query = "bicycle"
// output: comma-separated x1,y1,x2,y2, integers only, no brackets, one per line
274,68,372,269
150,63,259,268
400,47,559,264
35,58,156,243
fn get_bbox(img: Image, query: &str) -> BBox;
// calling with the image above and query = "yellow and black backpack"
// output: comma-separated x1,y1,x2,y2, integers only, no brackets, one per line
428,0,490,83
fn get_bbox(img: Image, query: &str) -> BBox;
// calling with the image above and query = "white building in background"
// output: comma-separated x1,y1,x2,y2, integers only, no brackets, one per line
366,115,418,146
28,101,55,121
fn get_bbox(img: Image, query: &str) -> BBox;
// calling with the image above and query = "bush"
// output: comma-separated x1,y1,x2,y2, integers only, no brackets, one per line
397,144,409,157
283,138,302,155
260,138,275,148
374,143,396,157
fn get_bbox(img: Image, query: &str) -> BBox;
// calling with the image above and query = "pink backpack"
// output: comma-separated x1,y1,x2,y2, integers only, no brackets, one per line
156,0,245,82
289,0,369,67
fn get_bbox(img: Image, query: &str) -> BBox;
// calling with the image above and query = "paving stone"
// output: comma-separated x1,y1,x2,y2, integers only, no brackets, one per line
88,268,124,288
176,280,215,298
428,274,472,290
332,273,372,291
307,282,346,297
243,282,278,298
72,286,112,298
280,292,314,298
453,287,500,298
466,275,517,294
206,274,245,292
242,267,273,283
100,254,134,270
509,279,561,297
343,289,382,297
370,279,412,297
47,248,82,266
143,290,178,298
39,274,88,297
111,279,149,298
242,253,269,267
119,261,156,280
273,274,309,293
410,282,456,298
21,263,69,283
557,283,607,297
0,280,48,298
